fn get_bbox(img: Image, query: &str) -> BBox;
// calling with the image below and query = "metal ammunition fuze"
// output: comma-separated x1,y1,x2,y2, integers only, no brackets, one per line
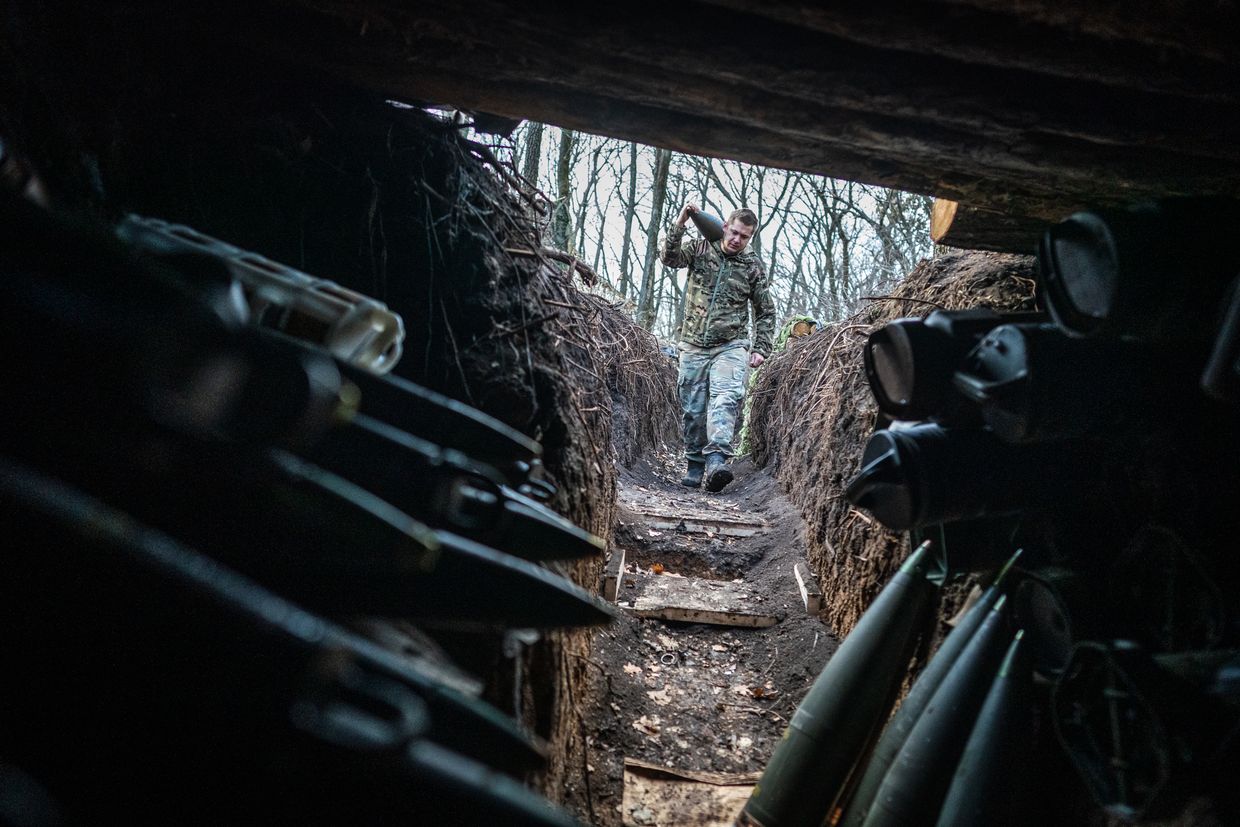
0,186,610,825
742,196,1240,827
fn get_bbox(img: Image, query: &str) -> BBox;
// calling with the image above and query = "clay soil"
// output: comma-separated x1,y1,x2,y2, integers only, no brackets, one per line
570,446,836,826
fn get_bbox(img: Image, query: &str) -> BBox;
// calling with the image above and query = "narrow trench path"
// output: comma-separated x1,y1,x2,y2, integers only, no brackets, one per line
579,447,837,826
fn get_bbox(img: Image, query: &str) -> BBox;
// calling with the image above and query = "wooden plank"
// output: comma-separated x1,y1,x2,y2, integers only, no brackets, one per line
604,546,626,603
794,562,823,615
19,3,1240,228
623,574,779,628
623,759,755,827
624,757,761,785
248,0,1240,219
641,514,767,537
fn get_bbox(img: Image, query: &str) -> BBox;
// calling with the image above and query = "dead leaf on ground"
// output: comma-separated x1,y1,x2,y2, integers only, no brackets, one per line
623,663,642,676
647,688,673,706
632,715,661,736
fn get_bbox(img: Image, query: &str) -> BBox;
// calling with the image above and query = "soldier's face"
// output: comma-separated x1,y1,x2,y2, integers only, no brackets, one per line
722,220,755,255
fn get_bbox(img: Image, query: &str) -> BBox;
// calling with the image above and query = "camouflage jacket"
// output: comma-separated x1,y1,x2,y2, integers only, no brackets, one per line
660,224,776,356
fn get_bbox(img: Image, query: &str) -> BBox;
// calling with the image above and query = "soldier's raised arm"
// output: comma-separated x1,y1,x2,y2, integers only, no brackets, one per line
660,203,700,268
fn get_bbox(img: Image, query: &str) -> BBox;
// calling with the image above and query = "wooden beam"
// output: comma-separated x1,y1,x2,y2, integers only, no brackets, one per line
246,0,1240,217
936,0,1237,60
793,563,823,615
930,199,1051,254
623,574,780,628
623,759,756,827
696,1,1238,99
13,2,1240,221
635,512,767,537
604,546,627,603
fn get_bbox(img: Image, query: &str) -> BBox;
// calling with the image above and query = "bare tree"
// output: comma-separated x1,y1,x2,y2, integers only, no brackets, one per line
521,121,544,185
550,128,576,253
618,142,639,299
636,147,671,330
498,121,933,336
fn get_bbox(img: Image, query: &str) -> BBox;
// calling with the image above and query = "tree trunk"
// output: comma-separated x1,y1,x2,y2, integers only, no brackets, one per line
550,128,575,253
592,210,606,276
618,142,638,299
521,120,544,186
576,141,602,255
637,147,671,330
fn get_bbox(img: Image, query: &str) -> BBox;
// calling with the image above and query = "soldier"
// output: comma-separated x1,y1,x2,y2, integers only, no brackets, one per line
660,204,776,491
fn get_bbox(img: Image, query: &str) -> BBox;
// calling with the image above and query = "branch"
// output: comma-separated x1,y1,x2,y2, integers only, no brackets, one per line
859,294,947,310
504,246,601,286
461,137,553,214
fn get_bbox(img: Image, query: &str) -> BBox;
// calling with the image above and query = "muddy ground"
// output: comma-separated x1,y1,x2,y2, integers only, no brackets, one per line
569,445,836,826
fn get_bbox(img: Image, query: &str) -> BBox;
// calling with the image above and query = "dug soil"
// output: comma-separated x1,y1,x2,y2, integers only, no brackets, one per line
572,447,836,826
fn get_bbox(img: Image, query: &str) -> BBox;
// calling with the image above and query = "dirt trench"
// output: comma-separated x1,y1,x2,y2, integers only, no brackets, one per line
567,446,835,827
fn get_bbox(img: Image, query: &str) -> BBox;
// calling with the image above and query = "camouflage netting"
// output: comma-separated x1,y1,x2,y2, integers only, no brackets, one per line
747,250,1039,638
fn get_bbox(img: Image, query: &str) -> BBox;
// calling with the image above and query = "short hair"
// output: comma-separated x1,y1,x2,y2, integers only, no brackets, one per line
727,208,758,228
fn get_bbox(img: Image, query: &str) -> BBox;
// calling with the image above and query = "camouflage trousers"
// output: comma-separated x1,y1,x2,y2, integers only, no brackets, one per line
677,340,750,461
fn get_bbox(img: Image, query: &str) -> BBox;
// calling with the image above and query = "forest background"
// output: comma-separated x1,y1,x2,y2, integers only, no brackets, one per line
494,119,933,341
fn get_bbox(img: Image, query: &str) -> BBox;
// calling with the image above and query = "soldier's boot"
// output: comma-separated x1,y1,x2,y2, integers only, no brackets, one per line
703,452,733,493
681,459,705,488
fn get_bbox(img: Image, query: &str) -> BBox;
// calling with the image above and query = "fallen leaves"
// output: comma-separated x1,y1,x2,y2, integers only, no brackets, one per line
730,682,779,700
632,715,661,736
646,688,673,706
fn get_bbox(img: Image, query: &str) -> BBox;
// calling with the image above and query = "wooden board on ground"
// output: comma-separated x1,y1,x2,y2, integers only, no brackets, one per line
639,512,767,537
604,546,627,602
622,573,779,628
622,758,755,827
794,562,823,614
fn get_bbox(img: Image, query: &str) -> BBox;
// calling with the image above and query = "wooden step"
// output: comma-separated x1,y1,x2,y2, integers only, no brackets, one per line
619,573,780,628
622,758,756,827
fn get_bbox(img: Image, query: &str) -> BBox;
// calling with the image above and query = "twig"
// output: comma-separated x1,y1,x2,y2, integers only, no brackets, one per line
563,355,603,382
488,312,559,340
504,246,601,287
859,294,947,310
543,298,585,310
718,702,787,723
847,507,875,525
568,652,614,696
460,137,551,214
760,646,779,678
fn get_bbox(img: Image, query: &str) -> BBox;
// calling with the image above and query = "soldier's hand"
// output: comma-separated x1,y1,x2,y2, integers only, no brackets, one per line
676,204,699,226
749,352,765,368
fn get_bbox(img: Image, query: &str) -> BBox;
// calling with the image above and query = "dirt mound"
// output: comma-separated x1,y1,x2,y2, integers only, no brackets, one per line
747,250,1038,636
